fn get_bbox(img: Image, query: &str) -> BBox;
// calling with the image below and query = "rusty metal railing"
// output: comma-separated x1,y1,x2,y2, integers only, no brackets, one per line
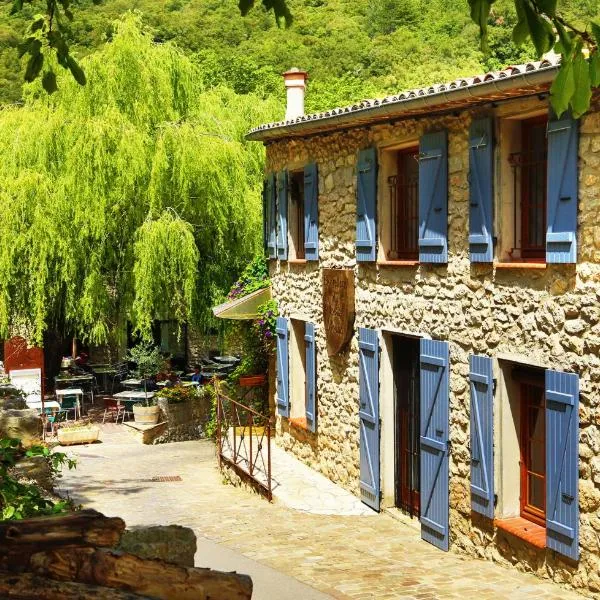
215,386,273,501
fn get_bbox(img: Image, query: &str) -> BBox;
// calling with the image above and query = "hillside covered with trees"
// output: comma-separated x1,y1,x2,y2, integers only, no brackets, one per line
1,0,597,111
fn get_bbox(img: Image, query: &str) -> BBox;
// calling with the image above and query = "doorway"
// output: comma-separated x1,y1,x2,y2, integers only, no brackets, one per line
392,335,420,517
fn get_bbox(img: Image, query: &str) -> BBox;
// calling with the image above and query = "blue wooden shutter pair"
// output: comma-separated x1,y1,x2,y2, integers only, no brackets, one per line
356,148,378,262
469,355,494,517
275,316,289,417
358,327,380,510
266,173,277,259
305,322,316,432
468,118,494,262
546,369,579,561
304,163,319,261
546,114,579,264
419,132,448,263
277,171,289,260
420,339,450,551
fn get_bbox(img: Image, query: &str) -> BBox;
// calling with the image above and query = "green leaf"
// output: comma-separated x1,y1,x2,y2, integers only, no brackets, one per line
554,20,572,55
24,52,44,83
42,71,58,94
3,505,15,519
591,52,600,88
66,55,86,86
571,53,592,118
591,21,600,45
550,58,575,118
536,0,557,16
522,1,554,57
512,19,529,46
468,0,495,52
9,0,24,15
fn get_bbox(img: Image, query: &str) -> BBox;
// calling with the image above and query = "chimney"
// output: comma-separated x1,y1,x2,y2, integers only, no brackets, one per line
283,68,308,121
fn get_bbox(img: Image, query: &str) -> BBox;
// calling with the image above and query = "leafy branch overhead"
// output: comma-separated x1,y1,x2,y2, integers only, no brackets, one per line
12,0,85,94
468,0,599,117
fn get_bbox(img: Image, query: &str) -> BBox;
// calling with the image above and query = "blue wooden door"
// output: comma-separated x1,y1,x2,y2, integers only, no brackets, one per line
305,322,316,432
469,354,494,518
358,327,380,511
420,339,450,550
546,369,579,560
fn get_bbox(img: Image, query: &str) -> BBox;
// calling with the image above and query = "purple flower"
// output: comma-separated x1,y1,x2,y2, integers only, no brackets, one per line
265,331,272,339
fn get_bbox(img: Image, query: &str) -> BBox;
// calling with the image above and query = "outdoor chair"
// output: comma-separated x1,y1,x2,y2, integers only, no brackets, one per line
102,398,125,424
42,407,58,440
56,395,79,422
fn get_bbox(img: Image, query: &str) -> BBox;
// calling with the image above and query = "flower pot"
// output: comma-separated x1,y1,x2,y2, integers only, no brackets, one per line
133,404,160,425
57,425,100,446
239,374,266,387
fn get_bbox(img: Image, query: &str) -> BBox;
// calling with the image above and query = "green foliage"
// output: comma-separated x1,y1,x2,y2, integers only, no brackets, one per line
0,14,278,344
155,383,199,404
469,0,600,117
126,342,165,380
1,1,594,112
228,254,270,300
0,438,75,521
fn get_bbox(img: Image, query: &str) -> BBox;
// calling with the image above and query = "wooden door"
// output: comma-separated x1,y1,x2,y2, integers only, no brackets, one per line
393,336,420,517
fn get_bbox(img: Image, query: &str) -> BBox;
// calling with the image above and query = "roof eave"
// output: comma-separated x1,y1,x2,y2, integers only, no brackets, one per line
247,65,559,143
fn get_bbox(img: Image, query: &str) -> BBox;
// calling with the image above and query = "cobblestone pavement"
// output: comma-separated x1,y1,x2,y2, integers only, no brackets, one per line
56,425,586,600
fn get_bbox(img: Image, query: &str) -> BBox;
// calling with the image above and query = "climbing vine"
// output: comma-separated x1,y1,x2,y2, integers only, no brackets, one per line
0,14,279,344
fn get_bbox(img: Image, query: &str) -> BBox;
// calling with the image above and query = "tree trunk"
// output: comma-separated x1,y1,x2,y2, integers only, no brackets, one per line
30,547,253,600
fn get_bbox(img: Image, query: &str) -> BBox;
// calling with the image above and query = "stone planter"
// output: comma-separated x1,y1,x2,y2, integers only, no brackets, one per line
57,425,100,446
133,405,160,425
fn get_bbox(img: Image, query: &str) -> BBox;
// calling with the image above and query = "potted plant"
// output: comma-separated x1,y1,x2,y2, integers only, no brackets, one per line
125,343,165,425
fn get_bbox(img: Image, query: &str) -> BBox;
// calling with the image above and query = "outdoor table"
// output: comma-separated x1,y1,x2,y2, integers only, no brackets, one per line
55,374,94,386
55,388,83,419
120,378,143,389
213,355,239,364
28,400,60,412
92,367,116,393
113,390,155,402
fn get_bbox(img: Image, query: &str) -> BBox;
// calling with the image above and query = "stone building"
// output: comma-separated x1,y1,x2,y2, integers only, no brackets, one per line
248,60,600,596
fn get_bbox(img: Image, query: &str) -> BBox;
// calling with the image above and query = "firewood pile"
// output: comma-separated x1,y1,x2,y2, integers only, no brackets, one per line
0,509,253,599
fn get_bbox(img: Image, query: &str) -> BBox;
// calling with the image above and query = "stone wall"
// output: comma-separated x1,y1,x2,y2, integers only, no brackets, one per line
153,391,212,444
264,98,600,596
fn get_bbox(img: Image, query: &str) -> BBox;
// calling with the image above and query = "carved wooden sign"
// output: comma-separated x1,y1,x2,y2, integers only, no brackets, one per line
322,269,355,355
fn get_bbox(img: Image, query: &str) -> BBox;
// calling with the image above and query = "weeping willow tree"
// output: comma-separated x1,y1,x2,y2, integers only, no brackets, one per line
0,13,279,345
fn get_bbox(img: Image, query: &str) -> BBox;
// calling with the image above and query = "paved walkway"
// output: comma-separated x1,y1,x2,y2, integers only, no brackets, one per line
56,425,586,600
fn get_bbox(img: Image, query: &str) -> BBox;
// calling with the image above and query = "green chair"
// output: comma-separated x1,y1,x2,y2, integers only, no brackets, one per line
56,395,79,421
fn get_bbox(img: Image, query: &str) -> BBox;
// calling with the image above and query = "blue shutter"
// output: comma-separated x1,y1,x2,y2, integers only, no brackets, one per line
356,148,377,262
262,178,268,253
468,118,494,262
358,327,380,510
305,322,316,432
304,163,319,261
545,369,579,561
267,173,277,259
275,316,289,417
277,170,288,260
419,131,448,263
420,339,450,551
547,114,578,263
469,354,494,518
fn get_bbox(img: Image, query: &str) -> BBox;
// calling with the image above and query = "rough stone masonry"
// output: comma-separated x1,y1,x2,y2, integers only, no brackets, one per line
263,96,600,597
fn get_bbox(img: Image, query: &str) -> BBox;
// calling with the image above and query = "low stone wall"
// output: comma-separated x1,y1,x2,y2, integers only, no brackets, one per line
153,392,212,444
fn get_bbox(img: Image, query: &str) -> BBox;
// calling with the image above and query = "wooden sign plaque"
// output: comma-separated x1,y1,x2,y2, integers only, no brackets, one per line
322,268,355,355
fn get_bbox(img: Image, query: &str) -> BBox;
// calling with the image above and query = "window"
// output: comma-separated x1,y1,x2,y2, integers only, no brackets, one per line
288,171,305,260
518,373,546,525
498,114,548,262
380,145,419,261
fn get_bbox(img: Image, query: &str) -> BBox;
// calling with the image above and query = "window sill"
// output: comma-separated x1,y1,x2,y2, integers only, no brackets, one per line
495,517,546,549
289,416,310,431
287,259,307,265
378,260,419,267
494,261,547,270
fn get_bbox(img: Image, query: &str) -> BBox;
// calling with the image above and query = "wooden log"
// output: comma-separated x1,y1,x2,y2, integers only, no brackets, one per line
0,572,152,599
0,510,125,571
31,547,253,600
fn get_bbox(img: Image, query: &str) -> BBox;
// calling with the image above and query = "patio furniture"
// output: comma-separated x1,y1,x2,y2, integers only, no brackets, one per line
120,378,143,389
102,398,125,424
113,390,155,422
9,368,42,406
56,388,83,420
